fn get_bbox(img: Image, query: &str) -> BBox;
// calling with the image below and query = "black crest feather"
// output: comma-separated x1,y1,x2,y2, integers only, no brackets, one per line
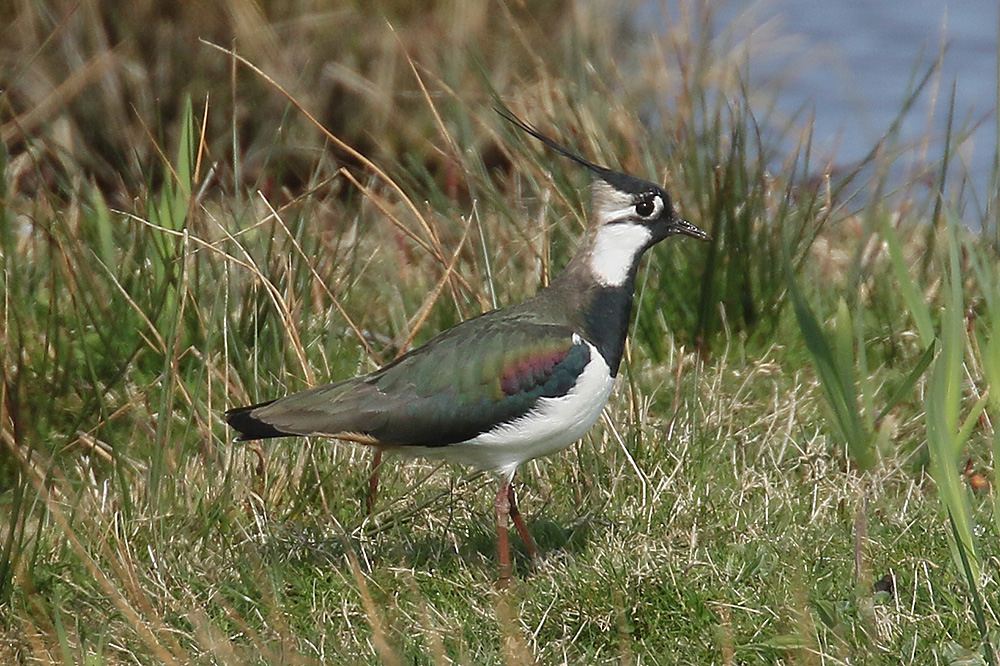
495,104,661,196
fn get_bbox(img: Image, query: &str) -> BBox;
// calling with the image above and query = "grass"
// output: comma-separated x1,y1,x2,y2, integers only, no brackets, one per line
2,1,999,664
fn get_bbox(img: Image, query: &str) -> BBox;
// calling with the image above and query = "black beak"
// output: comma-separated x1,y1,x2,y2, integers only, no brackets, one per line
672,215,711,241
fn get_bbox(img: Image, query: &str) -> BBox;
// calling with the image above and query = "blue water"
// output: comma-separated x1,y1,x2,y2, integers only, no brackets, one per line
645,0,998,221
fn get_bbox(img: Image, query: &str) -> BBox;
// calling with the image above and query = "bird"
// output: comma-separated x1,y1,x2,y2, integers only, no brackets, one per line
225,108,709,586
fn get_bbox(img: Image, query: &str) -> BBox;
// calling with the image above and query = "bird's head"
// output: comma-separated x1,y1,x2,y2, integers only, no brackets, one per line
498,106,709,287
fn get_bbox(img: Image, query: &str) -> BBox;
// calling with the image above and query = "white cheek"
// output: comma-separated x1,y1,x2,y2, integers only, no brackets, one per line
589,224,652,287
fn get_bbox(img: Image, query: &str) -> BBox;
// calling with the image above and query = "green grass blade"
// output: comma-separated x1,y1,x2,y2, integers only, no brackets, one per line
849,298,876,434
940,220,965,439
956,394,989,456
833,299,859,417
875,341,936,423
176,95,195,206
881,218,934,347
788,272,873,470
53,606,75,666
89,188,117,270
948,510,997,666
995,429,1000,540
924,214,981,579
926,351,979,573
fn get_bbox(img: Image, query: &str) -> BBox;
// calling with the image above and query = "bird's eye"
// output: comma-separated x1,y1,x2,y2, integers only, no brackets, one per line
635,199,655,217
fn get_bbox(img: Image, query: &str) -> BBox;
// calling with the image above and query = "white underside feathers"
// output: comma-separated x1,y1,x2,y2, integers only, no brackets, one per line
398,339,615,480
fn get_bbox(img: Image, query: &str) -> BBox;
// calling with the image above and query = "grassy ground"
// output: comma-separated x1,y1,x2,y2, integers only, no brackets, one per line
2,1,999,664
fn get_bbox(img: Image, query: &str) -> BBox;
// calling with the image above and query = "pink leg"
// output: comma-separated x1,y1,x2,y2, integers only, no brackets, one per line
365,449,382,515
508,483,538,566
495,479,513,588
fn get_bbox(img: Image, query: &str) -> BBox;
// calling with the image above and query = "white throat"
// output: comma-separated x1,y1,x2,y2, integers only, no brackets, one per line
589,223,652,287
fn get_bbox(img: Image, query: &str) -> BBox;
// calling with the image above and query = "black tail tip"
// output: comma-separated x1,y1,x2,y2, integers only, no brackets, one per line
225,401,288,441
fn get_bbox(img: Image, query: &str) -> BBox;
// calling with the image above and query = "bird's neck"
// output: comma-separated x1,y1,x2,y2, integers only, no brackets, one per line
543,238,646,377
578,281,636,376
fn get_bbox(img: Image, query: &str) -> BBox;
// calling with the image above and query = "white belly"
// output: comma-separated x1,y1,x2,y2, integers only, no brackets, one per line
400,341,615,480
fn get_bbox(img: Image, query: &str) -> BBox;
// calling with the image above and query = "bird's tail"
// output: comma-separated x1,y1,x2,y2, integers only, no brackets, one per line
225,400,293,441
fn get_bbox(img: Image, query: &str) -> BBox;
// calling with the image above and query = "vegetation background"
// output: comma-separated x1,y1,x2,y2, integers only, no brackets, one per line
1,0,998,663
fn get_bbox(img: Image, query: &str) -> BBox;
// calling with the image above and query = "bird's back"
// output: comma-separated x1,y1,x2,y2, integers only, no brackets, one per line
227,293,592,448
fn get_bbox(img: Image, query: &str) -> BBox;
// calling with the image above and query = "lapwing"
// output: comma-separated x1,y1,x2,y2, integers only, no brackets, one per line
226,109,709,586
